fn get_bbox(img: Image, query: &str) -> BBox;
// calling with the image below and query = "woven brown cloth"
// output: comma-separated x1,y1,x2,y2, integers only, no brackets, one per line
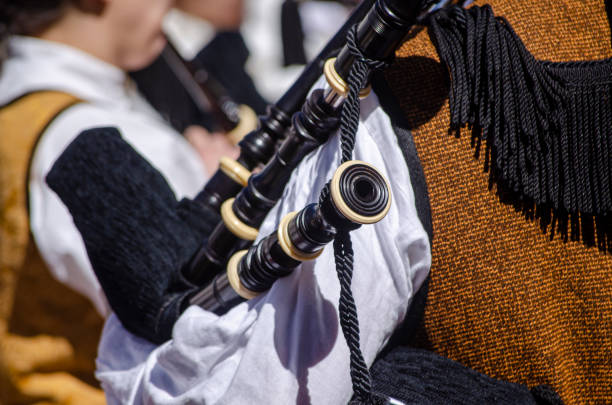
384,1,612,403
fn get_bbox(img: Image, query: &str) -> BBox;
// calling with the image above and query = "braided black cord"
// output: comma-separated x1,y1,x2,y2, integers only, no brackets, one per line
339,26,389,164
322,25,389,404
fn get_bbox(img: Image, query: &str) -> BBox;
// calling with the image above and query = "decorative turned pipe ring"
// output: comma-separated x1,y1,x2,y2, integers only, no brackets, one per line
277,211,325,262
324,58,371,99
219,157,251,187
221,198,259,240
226,250,259,299
330,160,391,225
226,104,259,145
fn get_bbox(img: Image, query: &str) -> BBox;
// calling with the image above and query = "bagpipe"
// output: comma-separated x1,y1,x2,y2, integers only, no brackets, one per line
46,0,612,402
183,0,468,296
191,159,392,313
45,0,469,402
48,0,469,342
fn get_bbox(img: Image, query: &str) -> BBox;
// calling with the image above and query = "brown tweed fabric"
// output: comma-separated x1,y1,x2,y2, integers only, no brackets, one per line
385,1,612,403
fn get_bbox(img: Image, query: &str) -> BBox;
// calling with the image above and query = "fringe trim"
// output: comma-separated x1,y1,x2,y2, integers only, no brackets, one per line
427,5,612,251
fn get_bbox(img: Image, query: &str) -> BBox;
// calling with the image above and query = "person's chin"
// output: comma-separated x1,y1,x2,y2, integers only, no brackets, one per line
148,34,168,62
126,36,167,71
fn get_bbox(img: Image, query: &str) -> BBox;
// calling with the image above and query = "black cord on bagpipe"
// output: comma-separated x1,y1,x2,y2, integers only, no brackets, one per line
323,25,390,404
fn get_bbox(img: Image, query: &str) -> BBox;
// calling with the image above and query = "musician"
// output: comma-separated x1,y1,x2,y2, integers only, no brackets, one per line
0,0,239,402
36,0,546,402
88,0,611,402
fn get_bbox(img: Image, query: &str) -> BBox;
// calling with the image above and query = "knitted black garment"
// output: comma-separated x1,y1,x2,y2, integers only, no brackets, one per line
371,347,563,404
427,5,612,250
46,127,219,344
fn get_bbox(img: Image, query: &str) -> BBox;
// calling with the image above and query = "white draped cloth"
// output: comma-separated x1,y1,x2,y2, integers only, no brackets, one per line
96,89,431,404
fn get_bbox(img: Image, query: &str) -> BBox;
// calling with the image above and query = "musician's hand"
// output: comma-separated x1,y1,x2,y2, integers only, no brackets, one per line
184,125,240,176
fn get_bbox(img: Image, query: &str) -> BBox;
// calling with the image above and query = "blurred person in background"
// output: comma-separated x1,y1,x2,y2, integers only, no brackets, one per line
241,0,354,101
131,3,268,153
0,0,242,403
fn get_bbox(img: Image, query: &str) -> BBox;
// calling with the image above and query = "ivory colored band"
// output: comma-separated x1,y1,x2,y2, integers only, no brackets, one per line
221,198,259,240
323,58,371,99
219,156,251,187
226,250,259,300
277,212,324,262
330,160,392,225
227,104,258,145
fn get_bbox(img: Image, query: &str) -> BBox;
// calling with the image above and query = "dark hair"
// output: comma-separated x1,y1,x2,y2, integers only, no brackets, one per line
0,1,67,63
1,1,67,41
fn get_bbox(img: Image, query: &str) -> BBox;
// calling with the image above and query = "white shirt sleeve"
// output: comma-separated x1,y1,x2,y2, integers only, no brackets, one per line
29,103,207,317
95,94,431,404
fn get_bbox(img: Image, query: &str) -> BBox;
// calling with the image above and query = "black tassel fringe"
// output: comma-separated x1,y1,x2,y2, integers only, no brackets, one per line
427,5,612,252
